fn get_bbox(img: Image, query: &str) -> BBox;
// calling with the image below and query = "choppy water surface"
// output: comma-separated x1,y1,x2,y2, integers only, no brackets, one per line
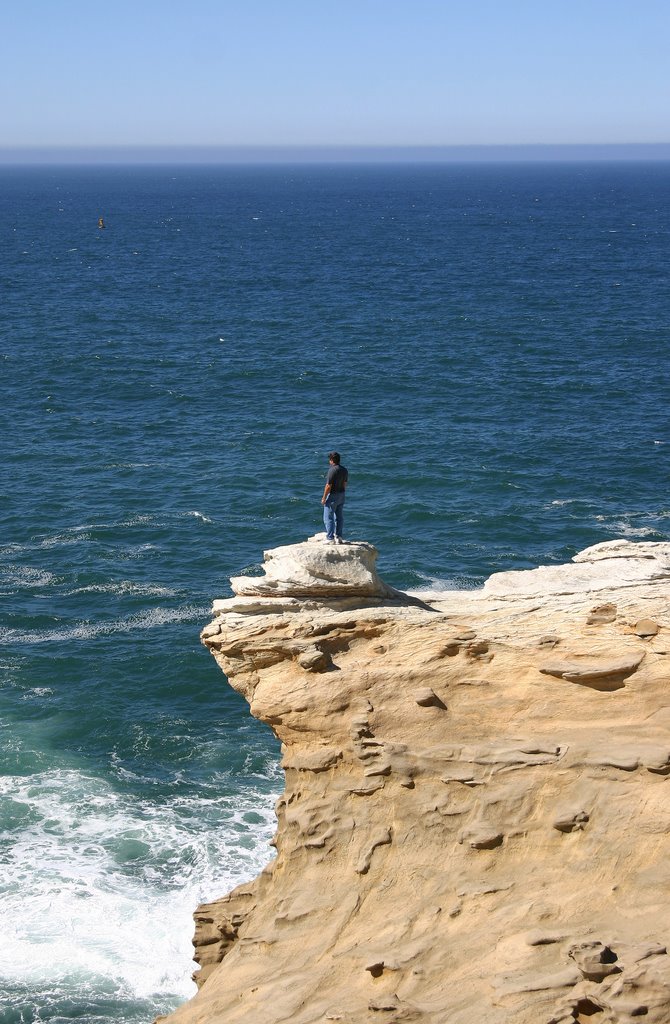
1,162,668,1021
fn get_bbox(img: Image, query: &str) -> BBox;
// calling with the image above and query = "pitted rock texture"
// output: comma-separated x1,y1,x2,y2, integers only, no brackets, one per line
160,539,670,1024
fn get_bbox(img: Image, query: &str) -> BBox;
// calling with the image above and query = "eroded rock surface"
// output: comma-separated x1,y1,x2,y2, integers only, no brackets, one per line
161,538,670,1024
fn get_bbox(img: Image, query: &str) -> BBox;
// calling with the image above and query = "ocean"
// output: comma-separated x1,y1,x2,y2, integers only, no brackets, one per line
1,161,668,1022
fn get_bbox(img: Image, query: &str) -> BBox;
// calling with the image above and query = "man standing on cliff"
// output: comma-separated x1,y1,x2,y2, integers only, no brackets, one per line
321,451,348,544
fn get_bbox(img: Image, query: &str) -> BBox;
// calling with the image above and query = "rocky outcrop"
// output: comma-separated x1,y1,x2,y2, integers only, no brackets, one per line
160,537,670,1024
226,537,400,602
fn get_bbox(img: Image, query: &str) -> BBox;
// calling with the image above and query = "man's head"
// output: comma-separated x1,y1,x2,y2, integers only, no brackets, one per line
328,451,341,465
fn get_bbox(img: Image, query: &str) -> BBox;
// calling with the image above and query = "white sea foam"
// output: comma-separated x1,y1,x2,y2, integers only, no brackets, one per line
104,462,152,468
407,572,481,595
0,767,280,1000
184,511,214,524
0,544,25,556
0,565,59,588
117,515,163,528
0,604,209,645
7,517,167,556
121,543,160,559
39,530,93,547
65,581,177,598
608,522,658,538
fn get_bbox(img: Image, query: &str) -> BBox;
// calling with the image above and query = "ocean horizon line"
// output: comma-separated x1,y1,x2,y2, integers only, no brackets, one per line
1,142,670,166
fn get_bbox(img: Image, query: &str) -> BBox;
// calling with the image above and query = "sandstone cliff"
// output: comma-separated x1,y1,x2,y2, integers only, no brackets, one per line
161,537,670,1024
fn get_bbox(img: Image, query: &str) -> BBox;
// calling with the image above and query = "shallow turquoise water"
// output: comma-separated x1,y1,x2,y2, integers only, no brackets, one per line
1,161,668,1021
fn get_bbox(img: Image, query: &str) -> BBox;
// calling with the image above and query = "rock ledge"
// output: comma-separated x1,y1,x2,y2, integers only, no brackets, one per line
160,539,670,1024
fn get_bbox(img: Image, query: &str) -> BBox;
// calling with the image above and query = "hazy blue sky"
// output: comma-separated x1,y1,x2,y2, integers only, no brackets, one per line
2,0,668,149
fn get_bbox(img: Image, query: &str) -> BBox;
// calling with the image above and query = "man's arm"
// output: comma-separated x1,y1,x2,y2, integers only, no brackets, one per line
321,482,331,505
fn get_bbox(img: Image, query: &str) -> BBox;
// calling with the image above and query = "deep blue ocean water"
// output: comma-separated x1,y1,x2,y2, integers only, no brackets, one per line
1,161,669,1022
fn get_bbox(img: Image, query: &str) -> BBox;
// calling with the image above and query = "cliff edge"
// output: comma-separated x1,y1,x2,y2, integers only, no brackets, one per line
161,536,670,1024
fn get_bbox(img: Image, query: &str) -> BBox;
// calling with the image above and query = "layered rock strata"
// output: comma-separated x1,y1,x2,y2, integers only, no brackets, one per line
161,537,670,1024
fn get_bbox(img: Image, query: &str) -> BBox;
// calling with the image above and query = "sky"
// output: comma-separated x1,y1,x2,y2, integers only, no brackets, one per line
1,0,668,154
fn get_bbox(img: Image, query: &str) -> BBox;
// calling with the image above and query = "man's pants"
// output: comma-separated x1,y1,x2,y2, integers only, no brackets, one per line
323,493,345,539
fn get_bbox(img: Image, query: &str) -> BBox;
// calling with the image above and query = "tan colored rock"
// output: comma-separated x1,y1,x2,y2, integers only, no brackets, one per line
190,885,257,989
587,602,617,624
552,808,590,833
568,941,621,982
634,618,660,637
160,539,670,1024
296,645,332,672
413,687,447,709
539,652,644,690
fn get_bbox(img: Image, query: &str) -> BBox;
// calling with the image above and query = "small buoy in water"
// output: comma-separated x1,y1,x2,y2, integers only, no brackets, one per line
98,217,105,229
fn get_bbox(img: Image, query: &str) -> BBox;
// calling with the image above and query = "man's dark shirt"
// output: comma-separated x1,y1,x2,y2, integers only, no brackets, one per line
326,464,348,493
